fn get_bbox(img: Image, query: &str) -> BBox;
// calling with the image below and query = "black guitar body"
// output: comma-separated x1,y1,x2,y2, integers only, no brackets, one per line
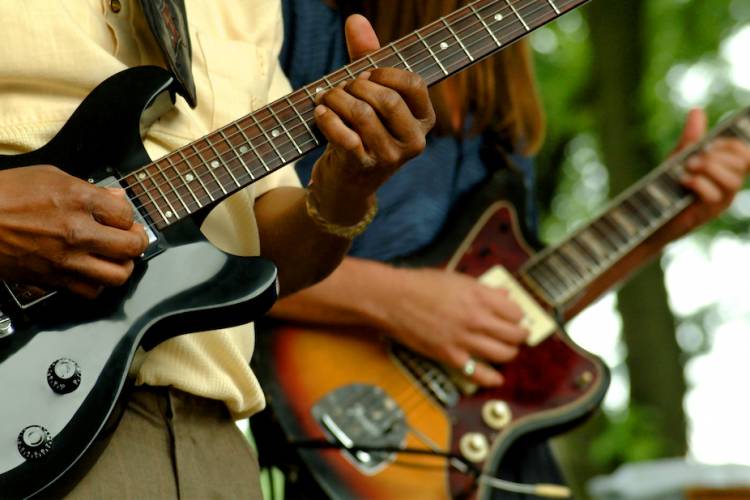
0,67,278,498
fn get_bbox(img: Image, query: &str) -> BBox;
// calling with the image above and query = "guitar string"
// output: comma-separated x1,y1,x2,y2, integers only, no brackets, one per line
92,0,573,219
108,0,566,219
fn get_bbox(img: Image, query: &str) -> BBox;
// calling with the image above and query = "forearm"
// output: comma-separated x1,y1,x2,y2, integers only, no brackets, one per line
269,256,397,327
254,186,370,297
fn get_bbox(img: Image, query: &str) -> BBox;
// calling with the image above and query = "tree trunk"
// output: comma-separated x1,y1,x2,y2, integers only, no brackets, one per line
554,0,687,496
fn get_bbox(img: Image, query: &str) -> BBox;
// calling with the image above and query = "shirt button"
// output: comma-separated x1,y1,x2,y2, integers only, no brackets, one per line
110,0,122,13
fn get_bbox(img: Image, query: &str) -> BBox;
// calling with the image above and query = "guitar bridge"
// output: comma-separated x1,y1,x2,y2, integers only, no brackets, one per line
311,384,407,475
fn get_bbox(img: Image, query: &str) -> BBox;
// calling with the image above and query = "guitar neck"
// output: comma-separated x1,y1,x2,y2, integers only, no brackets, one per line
125,0,588,229
520,108,750,309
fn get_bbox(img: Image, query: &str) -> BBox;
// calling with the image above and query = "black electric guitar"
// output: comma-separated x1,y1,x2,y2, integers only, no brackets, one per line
0,0,589,496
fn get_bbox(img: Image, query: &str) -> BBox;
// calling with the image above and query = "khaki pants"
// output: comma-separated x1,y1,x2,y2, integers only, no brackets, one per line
66,386,262,499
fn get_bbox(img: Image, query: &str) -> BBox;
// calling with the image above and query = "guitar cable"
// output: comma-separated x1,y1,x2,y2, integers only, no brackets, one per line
291,440,571,498
290,307,581,498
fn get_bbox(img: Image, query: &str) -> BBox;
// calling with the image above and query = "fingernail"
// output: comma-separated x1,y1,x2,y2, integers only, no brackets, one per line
359,71,371,80
314,105,327,117
686,156,701,170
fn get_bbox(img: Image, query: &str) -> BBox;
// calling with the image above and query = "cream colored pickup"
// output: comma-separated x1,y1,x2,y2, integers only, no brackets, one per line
478,265,557,347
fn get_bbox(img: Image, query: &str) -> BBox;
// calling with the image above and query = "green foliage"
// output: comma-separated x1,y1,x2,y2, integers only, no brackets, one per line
533,0,750,491
588,405,672,469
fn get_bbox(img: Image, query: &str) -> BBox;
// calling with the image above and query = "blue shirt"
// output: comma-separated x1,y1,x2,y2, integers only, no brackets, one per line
280,0,537,261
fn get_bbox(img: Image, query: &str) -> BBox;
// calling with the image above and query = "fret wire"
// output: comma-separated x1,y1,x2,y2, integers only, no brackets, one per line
147,166,179,219
393,46,414,71
577,229,608,261
128,0,575,217
547,0,561,14
469,3,501,47
506,0,530,31
621,199,650,229
415,31,448,76
176,148,215,203
192,143,228,195
172,156,204,209
164,156,201,210
285,96,319,147
524,267,560,303
133,174,167,225
365,54,379,69
660,176,688,202
207,140,241,188
645,182,672,209
268,106,302,155
236,124,270,173
250,113,286,163
633,190,663,220
526,264,560,298
593,219,626,249
343,66,357,79
570,236,602,268
553,247,585,279
657,172,686,198
535,260,570,296
561,242,593,274
609,208,639,239
548,253,582,285
220,128,255,180
441,17,475,61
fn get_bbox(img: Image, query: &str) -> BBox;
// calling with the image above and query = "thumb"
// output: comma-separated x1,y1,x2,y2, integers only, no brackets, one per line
674,108,708,153
345,14,381,61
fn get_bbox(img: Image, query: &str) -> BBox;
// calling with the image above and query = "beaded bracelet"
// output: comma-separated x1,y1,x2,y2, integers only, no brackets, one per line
304,189,378,239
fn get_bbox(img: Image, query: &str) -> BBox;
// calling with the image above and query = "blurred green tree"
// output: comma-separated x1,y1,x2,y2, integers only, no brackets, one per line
531,0,749,496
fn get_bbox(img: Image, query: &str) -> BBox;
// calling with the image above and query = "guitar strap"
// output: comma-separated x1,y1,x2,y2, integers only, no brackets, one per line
138,0,197,108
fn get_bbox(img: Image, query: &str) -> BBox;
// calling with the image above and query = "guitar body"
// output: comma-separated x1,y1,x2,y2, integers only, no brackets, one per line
0,67,278,498
256,195,609,499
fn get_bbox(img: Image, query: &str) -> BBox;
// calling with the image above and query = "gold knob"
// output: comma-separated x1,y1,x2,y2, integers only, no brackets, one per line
459,432,489,463
482,400,513,430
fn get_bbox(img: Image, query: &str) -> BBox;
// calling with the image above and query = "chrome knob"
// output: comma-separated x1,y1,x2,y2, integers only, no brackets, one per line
459,432,489,463
0,311,14,338
47,358,81,394
482,400,513,430
17,425,52,460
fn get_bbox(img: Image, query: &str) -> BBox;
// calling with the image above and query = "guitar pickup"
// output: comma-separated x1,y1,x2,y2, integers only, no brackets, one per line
477,266,557,347
96,176,159,252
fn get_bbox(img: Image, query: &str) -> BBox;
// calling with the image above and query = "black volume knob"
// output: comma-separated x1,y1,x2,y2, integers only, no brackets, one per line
17,425,52,460
47,358,81,394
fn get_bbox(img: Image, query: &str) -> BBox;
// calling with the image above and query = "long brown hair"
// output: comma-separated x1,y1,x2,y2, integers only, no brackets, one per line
339,0,545,155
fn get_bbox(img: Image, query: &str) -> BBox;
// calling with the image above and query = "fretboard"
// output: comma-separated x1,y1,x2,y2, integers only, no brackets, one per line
520,108,750,308
123,0,588,229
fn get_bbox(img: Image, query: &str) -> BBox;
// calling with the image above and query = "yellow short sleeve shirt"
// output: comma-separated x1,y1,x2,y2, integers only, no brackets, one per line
0,0,300,418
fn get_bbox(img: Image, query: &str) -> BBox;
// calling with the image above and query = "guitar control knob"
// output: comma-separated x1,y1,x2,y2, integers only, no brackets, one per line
17,425,52,460
482,400,513,430
459,432,489,463
0,311,14,338
47,358,81,394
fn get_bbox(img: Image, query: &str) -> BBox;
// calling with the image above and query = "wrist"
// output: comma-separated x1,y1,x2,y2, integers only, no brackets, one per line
305,187,377,240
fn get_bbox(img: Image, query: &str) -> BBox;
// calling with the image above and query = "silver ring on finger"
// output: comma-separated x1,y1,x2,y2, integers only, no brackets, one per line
462,357,477,377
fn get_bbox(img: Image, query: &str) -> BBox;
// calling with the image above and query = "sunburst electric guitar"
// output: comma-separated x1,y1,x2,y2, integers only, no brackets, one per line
0,0,591,496
255,108,750,499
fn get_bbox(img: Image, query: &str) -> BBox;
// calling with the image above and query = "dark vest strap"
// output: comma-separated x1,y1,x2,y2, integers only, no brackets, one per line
139,0,197,107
